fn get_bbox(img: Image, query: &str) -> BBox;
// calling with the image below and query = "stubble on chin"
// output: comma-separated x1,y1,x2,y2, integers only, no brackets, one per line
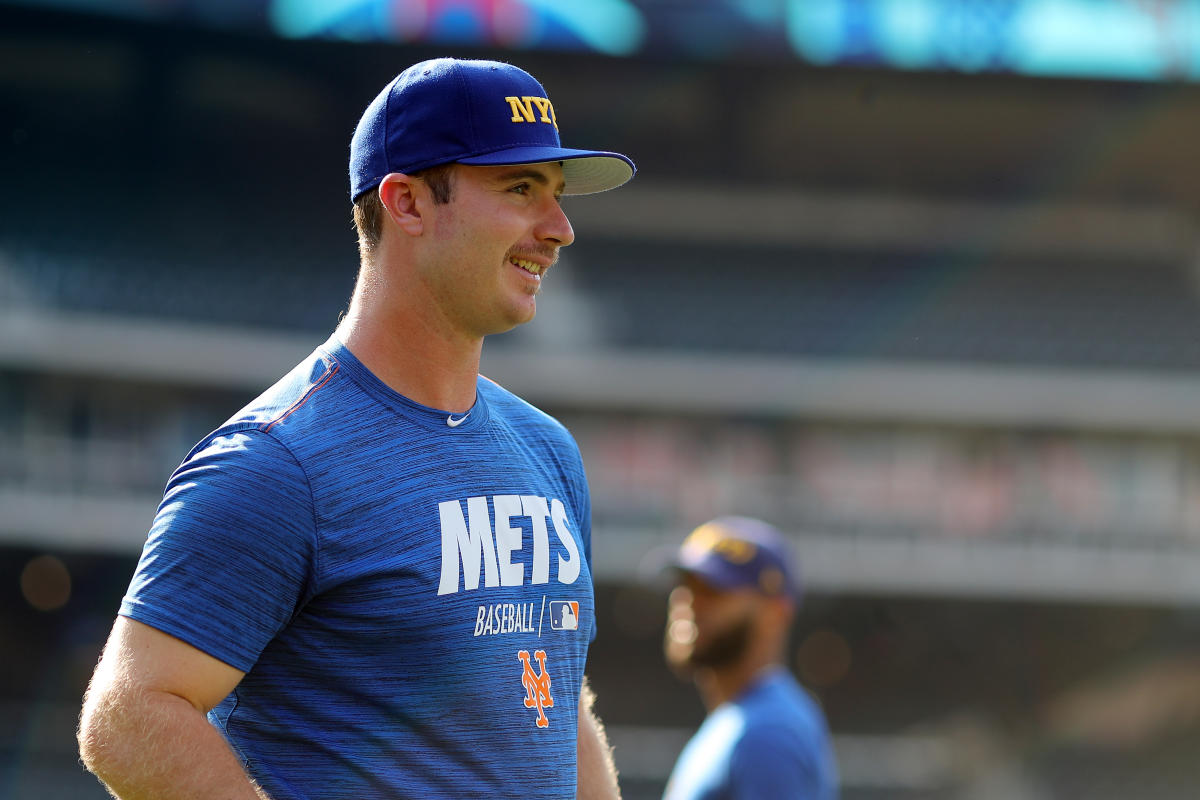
665,612,755,676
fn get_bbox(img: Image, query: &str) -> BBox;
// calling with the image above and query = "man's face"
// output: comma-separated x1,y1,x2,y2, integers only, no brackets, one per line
664,573,762,674
417,162,575,338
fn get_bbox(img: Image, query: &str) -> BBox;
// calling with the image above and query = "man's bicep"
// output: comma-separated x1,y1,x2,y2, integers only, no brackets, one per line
97,615,246,713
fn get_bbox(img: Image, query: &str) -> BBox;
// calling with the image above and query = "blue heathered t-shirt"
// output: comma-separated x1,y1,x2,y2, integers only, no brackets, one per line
663,668,838,800
120,336,595,799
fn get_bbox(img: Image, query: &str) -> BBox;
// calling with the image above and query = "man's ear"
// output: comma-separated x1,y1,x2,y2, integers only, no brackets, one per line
378,173,424,236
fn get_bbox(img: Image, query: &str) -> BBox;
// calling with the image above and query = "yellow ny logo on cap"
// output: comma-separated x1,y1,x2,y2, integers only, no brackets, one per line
505,96,558,129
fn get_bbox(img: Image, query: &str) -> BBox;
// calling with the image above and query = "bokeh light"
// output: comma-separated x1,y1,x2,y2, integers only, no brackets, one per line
796,628,853,689
20,554,72,612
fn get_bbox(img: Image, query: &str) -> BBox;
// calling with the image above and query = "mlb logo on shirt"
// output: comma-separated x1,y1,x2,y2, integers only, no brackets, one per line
549,601,580,631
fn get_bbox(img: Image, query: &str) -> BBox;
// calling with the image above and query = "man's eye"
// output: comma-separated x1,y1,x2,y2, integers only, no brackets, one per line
510,183,530,194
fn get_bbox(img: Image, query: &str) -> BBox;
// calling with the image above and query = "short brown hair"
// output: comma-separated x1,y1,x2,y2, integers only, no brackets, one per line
352,163,456,260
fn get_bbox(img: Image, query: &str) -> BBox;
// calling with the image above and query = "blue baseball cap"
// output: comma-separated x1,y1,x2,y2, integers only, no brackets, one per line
674,517,799,599
350,58,636,202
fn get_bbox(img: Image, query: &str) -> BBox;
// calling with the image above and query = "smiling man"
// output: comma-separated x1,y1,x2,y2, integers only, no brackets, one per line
78,58,634,800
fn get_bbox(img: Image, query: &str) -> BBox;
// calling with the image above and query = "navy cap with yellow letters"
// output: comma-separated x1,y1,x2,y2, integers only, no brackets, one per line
674,516,800,599
349,57,636,202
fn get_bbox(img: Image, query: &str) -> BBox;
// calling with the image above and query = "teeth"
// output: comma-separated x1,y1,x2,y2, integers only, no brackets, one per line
512,258,542,275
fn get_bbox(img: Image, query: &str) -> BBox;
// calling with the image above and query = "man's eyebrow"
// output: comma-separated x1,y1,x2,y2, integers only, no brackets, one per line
493,167,566,193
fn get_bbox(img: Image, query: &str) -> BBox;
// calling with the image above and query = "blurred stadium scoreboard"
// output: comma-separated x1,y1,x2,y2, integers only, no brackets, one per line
7,0,1200,81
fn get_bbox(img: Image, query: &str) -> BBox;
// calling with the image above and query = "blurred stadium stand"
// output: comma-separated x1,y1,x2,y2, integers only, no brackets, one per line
7,1,1200,798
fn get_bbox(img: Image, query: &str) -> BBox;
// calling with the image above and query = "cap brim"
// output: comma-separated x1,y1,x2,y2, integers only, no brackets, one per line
671,553,749,592
457,146,635,195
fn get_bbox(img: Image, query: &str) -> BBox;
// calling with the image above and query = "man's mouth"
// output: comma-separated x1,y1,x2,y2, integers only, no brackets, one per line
510,257,546,276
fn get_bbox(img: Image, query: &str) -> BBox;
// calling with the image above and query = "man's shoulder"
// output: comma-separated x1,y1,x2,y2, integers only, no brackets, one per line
478,374,570,436
740,672,832,740
227,346,345,431
183,344,362,469
729,676,837,791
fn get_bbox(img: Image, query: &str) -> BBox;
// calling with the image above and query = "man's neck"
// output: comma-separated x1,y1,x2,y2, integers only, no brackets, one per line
336,299,483,414
694,657,780,712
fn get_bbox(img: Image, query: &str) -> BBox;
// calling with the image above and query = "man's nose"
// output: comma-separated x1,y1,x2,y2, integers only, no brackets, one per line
537,199,575,247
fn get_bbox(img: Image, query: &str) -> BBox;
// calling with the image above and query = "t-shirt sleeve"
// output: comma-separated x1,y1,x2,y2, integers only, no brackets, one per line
120,427,318,672
728,723,835,800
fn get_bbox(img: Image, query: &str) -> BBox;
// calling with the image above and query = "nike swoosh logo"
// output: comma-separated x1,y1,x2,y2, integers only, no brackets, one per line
446,412,470,428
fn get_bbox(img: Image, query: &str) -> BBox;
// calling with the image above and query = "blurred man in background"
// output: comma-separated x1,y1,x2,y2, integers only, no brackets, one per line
663,517,838,799
77,57,634,800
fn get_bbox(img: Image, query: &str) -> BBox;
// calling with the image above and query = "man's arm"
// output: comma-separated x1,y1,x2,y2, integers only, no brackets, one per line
78,616,270,800
577,677,621,800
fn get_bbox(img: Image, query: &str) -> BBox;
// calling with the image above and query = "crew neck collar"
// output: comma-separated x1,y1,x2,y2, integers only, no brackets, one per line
319,334,491,432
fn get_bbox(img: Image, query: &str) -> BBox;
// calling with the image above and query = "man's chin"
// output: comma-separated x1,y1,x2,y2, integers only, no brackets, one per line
686,622,753,670
665,644,729,676
481,307,535,337
685,649,736,671
502,299,537,330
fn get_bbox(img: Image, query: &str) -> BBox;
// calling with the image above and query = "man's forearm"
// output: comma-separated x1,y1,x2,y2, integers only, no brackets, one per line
577,678,621,800
79,686,269,800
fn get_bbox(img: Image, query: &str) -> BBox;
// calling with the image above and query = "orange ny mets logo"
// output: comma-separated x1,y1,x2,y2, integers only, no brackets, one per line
517,649,554,728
